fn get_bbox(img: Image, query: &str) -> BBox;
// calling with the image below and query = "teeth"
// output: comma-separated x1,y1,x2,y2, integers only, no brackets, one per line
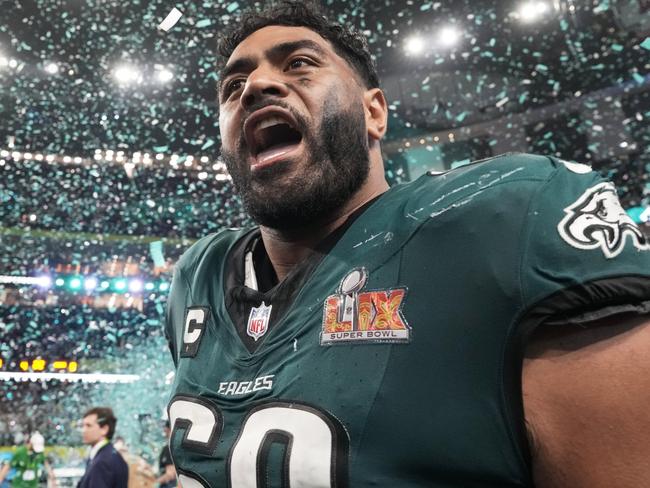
256,116,292,131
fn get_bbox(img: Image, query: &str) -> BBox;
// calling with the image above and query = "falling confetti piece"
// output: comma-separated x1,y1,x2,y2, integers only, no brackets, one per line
150,241,166,267
158,8,183,31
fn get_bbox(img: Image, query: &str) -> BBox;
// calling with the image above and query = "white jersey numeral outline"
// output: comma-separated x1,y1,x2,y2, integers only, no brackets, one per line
168,397,349,488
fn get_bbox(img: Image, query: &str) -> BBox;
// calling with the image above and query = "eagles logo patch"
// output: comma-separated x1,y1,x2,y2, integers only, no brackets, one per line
320,268,410,345
558,182,649,259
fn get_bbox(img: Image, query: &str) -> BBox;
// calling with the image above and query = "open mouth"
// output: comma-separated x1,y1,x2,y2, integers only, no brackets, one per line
245,112,304,168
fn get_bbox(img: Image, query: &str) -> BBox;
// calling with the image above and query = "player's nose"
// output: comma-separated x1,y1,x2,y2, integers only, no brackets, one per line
240,67,290,111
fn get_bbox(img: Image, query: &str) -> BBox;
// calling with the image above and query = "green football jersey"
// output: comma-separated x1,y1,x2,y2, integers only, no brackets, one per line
165,153,650,487
9,447,45,488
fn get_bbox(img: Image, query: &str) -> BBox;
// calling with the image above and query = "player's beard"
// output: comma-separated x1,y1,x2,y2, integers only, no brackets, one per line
221,94,370,231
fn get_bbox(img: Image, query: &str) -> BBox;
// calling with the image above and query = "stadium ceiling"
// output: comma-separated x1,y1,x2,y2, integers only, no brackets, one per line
0,0,648,156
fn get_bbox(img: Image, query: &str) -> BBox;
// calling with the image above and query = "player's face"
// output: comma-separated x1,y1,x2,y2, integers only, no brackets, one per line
218,26,371,230
81,414,108,446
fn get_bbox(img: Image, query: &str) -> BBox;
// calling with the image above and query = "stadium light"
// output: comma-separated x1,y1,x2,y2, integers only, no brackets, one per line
145,282,155,291
517,1,551,22
44,62,59,74
405,36,425,56
114,279,127,291
100,280,110,290
155,68,174,83
52,360,68,370
159,282,170,292
0,372,139,384
84,277,98,291
55,278,65,287
128,279,143,293
32,359,46,371
438,26,462,47
36,275,52,289
69,277,82,290
0,275,53,286
114,64,142,84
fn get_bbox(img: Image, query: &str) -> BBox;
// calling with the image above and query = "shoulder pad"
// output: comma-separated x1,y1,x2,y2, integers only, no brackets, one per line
394,153,560,219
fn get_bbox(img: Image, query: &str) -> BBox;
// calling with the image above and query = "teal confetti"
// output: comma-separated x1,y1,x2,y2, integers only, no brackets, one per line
641,38,650,51
626,206,645,224
611,43,624,52
593,0,610,13
195,19,212,28
149,241,166,267
201,139,215,150
226,2,239,13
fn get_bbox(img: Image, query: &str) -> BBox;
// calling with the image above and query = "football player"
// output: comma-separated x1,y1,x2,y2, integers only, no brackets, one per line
165,1,650,486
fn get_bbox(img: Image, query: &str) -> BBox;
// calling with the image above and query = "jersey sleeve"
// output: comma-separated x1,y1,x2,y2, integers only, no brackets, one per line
520,157,650,324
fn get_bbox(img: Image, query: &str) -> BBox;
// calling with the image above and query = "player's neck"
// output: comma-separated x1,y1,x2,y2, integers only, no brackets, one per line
260,178,389,282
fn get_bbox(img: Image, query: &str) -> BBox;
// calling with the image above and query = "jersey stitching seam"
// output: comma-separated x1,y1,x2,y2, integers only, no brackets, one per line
501,156,558,474
351,249,408,463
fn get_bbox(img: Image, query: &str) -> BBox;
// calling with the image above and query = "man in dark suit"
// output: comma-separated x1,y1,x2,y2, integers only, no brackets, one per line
77,406,128,488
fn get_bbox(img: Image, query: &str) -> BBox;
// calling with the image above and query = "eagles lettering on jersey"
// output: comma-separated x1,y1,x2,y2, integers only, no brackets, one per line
165,153,650,487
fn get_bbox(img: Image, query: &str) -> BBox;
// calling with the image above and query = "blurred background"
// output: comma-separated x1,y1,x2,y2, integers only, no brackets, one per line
0,0,649,483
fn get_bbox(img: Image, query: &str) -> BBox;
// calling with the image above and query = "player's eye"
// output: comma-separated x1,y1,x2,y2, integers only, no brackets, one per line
287,57,313,70
223,78,245,99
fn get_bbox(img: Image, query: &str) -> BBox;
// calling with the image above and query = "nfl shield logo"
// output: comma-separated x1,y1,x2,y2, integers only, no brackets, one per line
247,302,272,342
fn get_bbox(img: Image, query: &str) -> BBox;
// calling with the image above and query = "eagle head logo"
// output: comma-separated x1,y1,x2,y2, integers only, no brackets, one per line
558,182,648,259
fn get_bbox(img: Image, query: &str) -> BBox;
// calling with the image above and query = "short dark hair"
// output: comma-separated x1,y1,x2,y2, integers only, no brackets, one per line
216,0,379,89
83,407,118,440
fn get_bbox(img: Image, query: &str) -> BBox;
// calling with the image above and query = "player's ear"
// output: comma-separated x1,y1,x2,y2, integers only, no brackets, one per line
363,88,388,141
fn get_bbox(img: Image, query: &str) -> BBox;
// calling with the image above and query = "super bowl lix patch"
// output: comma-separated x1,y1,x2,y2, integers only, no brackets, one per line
320,268,411,345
